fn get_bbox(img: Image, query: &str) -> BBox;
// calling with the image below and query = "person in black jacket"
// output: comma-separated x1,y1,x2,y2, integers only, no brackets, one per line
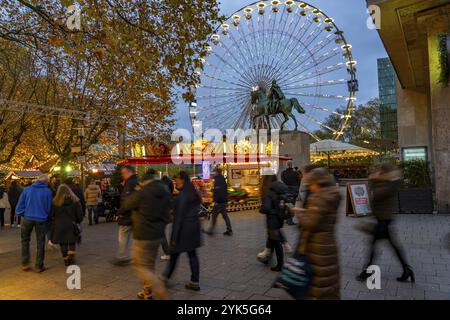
204,167,232,236
64,178,86,215
162,171,202,291
8,181,23,227
259,175,288,271
281,160,300,225
50,184,83,266
112,165,138,266
120,169,171,300
159,175,174,261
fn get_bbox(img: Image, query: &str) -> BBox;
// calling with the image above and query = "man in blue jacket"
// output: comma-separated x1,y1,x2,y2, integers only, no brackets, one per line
16,175,53,273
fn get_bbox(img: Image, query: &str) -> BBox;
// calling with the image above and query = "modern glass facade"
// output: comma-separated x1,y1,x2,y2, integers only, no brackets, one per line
377,58,398,150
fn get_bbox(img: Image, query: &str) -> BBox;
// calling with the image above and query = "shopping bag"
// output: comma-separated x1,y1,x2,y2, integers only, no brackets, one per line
274,251,313,300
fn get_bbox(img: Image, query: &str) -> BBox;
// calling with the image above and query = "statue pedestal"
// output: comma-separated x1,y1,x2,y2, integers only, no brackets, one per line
279,130,310,173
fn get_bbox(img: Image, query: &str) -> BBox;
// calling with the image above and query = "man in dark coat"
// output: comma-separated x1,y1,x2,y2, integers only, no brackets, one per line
281,160,300,225
8,181,23,227
205,167,232,236
120,169,171,300
112,165,138,265
64,178,86,215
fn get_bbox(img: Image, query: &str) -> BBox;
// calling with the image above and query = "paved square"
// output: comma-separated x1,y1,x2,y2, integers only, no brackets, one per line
1,193,449,300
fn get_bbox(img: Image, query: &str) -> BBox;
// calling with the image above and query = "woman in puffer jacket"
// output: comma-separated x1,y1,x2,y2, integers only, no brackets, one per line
292,168,341,299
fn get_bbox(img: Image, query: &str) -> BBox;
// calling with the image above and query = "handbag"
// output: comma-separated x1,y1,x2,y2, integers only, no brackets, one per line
72,222,82,244
274,251,313,300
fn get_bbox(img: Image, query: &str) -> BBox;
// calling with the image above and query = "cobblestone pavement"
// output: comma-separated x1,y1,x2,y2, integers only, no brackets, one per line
0,198,449,300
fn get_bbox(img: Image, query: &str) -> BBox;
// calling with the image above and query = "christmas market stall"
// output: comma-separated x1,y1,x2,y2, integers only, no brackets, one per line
310,139,379,180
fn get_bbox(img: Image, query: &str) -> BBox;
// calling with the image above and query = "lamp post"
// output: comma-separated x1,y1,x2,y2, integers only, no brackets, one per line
76,127,86,191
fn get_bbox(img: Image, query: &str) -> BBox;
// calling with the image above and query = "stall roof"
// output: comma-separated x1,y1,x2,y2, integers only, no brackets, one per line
310,140,378,155
5,170,43,180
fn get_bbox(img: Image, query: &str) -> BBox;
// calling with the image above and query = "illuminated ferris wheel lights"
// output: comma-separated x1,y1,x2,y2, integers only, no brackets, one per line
299,2,308,9
325,25,334,32
300,10,307,16
341,44,352,50
325,17,334,24
313,16,321,23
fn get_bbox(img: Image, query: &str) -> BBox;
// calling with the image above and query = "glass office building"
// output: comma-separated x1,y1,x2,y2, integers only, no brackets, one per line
377,58,398,150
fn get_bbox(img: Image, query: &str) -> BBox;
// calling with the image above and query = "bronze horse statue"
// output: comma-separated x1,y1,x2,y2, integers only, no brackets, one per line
250,88,305,131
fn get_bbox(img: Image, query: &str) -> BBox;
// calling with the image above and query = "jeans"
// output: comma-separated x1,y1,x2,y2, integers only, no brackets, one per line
21,218,46,267
210,203,232,232
0,208,4,227
87,206,98,225
60,242,76,258
117,225,133,261
165,250,200,283
133,239,168,299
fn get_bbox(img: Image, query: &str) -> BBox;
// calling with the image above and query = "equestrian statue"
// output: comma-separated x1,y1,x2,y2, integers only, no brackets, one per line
250,80,305,131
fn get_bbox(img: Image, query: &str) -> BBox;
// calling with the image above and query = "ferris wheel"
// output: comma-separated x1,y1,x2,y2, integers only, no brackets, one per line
189,0,358,141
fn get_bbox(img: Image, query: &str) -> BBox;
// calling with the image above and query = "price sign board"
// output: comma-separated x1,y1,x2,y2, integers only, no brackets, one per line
346,183,371,217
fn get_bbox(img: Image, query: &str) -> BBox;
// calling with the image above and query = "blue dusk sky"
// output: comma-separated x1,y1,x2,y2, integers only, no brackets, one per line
174,0,388,130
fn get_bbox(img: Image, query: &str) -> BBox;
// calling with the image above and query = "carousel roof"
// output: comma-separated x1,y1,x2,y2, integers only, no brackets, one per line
310,139,378,155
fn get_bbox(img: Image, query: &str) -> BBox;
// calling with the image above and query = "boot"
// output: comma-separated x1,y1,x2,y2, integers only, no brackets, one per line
257,248,271,259
397,266,415,283
185,281,200,291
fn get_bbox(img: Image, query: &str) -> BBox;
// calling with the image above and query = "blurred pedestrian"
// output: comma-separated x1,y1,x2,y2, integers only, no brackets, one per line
258,175,289,271
120,169,171,300
84,180,102,225
112,165,138,266
160,175,174,261
356,163,414,283
291,168,341,299
0,185,10,227
8,181,23,227
16,175,53,273
205,167,232,236
162,171,202,291
281,160,300,225
51,184,83,266
65,178,86,216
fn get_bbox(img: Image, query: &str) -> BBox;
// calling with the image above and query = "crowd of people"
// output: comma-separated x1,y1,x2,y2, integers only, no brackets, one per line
0,160,414,300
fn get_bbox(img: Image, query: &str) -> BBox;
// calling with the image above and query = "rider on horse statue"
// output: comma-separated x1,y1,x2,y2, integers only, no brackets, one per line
267,79,285,115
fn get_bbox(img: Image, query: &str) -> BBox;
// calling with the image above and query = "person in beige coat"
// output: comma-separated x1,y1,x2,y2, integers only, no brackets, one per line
84,180,102,225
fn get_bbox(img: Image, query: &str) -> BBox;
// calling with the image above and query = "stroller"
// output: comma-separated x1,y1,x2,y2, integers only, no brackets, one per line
97,192,121,222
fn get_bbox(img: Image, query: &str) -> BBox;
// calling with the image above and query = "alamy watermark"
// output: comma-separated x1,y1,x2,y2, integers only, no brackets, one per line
66,4,81,31
366,265,381,290
66,265,81,290
171,124,280,175
367,5,381,30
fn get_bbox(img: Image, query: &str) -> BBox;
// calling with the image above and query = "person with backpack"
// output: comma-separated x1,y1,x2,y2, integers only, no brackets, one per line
50,184,84,266
259,174,290,271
